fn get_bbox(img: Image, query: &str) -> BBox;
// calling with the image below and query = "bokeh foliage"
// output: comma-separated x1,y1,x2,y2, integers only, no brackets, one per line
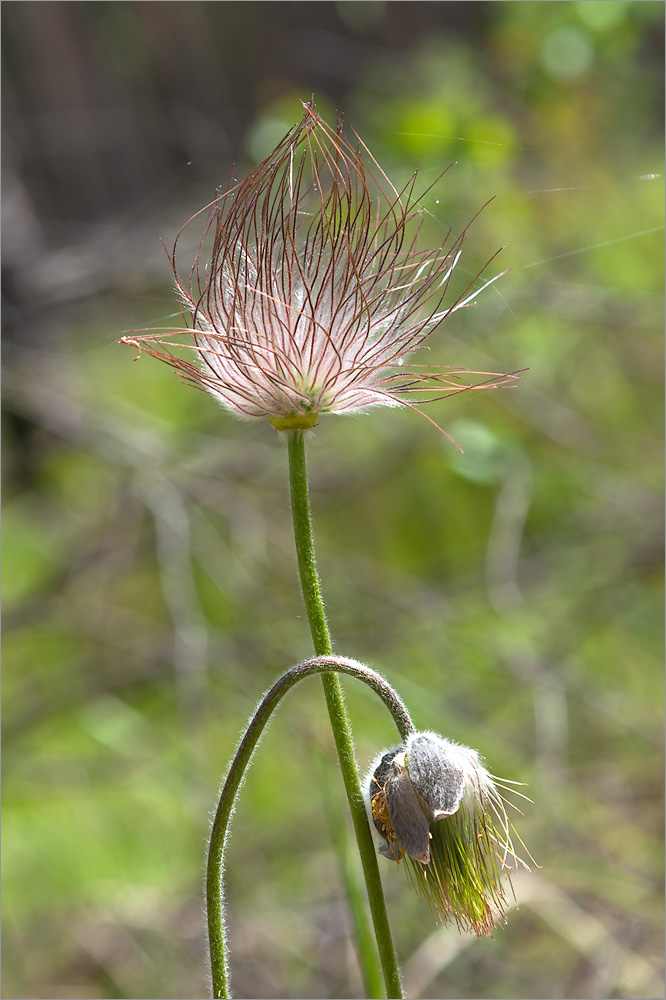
2,2,664,998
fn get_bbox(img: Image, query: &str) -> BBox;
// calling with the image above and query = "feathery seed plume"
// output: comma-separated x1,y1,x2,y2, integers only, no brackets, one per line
121,102,517,433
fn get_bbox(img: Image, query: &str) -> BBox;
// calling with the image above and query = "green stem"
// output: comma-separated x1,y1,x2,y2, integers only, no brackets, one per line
206,655,414,999
286,430,404,1000
317,751,384,1000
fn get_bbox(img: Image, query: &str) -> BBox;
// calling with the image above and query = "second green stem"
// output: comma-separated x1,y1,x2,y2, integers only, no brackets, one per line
286,430,402,1000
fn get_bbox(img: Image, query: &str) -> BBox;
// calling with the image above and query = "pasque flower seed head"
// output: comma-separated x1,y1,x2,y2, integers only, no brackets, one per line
121,102,517,431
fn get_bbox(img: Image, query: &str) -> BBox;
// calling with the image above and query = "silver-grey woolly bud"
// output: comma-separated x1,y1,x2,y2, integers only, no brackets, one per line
404,732,466,820
366,729,530,935
366,734,467,864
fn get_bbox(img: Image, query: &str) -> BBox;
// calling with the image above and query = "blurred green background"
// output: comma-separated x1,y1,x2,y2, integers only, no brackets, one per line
2,2,664,998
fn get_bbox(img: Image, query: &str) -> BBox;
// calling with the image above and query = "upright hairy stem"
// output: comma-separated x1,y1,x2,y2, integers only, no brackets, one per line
286,430,403,1000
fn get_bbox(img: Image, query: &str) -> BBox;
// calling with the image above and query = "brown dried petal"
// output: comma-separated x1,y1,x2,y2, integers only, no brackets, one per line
386,755,431,864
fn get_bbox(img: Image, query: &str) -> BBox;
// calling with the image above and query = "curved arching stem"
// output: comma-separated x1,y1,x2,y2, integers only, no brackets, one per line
207,654,415,999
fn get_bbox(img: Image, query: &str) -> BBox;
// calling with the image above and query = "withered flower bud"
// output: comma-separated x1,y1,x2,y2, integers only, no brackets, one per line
366,731,529,936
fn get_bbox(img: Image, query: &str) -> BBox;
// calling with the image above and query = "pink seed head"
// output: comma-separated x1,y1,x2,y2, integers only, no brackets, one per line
121,102,518,433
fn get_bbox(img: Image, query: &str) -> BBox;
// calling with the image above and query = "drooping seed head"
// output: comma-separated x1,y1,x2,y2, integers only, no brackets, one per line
366,731,531,935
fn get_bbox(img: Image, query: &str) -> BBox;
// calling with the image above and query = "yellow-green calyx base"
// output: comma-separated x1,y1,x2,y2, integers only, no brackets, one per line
270,412,319,431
